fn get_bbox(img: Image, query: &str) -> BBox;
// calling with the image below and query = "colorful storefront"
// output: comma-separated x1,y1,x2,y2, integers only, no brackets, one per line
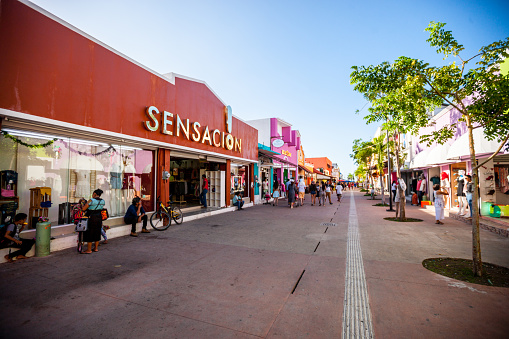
0,0,258,228
247,118,300,193
408,103,508,213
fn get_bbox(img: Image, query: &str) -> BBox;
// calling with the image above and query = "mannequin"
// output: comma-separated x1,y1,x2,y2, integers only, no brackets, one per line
122,157,136,213
440,172,450,208
419,174,426,198
417,174,426,205
262,179,269,195
74,169,91,199
110,162,122,216
456,170,466,215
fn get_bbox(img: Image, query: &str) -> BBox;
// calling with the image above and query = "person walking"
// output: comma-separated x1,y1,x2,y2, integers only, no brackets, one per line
316,182,323,206
200,174,208,209
325,183,332,205
298,176,306,206
1,213,34,262
288,179,296,209
309,181,317,206
433,184,448,224
81,189,105,254
124,197,149,237
391,181,397,202
336,183,343,203
272,181,280,206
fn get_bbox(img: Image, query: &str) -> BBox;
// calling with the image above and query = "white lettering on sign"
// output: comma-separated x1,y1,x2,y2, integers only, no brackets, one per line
143,105,242,153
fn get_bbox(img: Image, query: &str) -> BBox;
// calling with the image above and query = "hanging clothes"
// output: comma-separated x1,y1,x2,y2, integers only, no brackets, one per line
430,176,440,186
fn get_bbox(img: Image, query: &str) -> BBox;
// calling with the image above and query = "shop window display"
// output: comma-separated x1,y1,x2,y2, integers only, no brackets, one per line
230,164,245,195
0,130,154,228
68,142,154,218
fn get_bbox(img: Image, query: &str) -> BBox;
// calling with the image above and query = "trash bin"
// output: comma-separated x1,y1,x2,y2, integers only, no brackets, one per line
35,221,51,257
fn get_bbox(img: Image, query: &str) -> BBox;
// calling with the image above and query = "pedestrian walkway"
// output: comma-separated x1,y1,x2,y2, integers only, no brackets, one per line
0,191,508,338
0,202,254,264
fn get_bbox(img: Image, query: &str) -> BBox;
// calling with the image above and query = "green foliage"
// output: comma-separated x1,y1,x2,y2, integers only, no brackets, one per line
425,21,464,59
1,131,58,149
351,21,509,147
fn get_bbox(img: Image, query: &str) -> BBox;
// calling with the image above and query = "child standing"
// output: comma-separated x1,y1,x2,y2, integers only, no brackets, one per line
433,184,448,224
272,181,280,206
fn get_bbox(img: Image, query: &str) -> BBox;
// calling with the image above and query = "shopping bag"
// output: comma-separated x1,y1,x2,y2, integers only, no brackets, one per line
75,217,89,232
101,208,109,221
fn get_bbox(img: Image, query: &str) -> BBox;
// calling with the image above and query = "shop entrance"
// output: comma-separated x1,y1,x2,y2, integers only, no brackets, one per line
261,167,270,195
169,157,202,207
451,162,467,210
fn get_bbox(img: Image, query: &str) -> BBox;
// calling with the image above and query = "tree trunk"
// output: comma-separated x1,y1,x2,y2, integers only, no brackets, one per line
466,116,482,277
395,132,405,220
380,174,385,204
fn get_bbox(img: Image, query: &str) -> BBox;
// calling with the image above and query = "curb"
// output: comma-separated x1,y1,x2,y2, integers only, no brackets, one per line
450,213,509,238
1,202,254,264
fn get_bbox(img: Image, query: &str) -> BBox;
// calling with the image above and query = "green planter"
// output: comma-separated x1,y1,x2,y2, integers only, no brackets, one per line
35,221,51,257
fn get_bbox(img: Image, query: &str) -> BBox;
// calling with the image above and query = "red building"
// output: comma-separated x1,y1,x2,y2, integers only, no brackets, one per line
306,157,333,176
0,0,258,227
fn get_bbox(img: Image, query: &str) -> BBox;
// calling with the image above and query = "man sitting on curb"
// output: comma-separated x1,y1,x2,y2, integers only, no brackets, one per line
233,192,244,210
1,213,35,263
124,197,150,237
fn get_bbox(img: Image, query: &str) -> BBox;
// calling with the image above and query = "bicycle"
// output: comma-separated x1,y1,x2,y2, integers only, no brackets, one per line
150,196,183,230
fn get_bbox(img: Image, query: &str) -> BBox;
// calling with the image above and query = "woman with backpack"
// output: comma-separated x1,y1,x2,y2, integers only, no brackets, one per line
81,189,105,254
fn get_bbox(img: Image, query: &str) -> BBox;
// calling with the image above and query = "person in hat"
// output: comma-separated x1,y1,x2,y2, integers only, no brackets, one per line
124,197,150,237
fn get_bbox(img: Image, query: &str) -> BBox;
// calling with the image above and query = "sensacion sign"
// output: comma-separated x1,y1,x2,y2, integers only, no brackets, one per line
143,105,242,153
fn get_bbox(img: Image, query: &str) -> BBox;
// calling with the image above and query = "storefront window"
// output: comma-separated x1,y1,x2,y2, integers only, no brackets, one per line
231,164,245,195
67,141,154,218
0,130,154,228
0,132,70,228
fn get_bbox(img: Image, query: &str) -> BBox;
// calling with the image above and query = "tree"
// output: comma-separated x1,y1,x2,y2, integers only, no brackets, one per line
351,138,375,189
372,134,388,204
347,173,354,181
351,62,430,220
351,21,509,277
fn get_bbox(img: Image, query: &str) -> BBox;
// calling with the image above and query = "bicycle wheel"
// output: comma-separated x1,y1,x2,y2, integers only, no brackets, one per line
150,211,171,230
172,206,183,224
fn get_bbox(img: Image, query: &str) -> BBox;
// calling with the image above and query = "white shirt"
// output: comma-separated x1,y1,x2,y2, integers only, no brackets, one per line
336,185,342,194
325,186,331,193
298,181,305,193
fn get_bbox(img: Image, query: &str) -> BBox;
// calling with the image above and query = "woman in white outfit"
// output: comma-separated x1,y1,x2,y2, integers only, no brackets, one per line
394,178,407,218
433,183,448,224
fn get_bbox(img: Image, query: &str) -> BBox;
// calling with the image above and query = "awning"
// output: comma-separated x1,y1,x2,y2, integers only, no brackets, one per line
409,148,432,169
425,143,454,166
258,143,281,157
298,165,312,174
316,173,331,180
447,128,504,160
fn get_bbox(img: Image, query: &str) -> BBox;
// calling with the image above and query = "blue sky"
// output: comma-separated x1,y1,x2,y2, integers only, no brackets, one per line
30,0,509,176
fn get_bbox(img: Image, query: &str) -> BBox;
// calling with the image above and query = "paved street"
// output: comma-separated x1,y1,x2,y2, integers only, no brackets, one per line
1,191,509,338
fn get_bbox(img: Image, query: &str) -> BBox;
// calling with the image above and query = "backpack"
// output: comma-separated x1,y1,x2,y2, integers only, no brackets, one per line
72,204,84,225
